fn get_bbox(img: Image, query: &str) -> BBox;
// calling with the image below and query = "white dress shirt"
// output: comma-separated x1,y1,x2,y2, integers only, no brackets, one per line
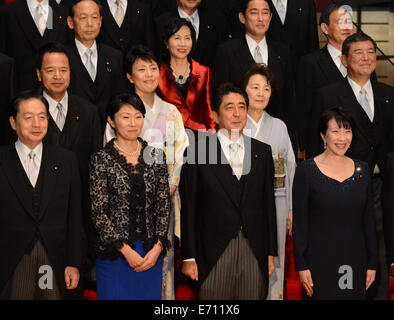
178,7,200,40
327,43,347,77
107,0,128,20
43,91,69,123
347,77,375,119
245,34,268,66
15,139,43,185
27,0,49,35
75,38,98,73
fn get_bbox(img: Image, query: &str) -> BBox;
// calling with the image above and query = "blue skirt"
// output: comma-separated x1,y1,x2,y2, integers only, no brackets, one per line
96,240,163,300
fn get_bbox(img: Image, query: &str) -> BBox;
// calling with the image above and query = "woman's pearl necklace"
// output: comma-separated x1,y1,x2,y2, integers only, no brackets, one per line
114,140,140,156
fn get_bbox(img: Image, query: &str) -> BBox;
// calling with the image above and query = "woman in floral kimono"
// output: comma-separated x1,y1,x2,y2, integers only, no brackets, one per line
239,63,296,300
124,44,189,299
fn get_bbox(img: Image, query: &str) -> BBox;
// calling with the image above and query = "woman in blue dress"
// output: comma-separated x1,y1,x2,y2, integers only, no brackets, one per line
89,93,171,300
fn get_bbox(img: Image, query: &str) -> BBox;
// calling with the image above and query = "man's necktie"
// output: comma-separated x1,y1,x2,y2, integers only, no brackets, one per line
187,15,198,40
84,49,96,81
254,46,264,64
275,0,286,24
34,3,46,36
359,87,373,122
56,102,66,131
229,143,242,180
27,151,39,187
114,0,125,27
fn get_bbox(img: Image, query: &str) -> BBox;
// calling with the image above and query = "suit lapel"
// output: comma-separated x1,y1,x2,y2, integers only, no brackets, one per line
340,78,374,144
210,136,240,208
38,145,59,220
240,136,257,207
61,96,82,146
14,0,44,49
1,147,34,217
95,44,112,99
101,1,122,48
318,46,344,83
236,38,255,75
267,44,284,88
68,41,96,101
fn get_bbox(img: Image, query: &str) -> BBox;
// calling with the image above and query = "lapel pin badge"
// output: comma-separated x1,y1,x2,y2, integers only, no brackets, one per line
53,165,59,171
255,154,258,158
298,8,302,12
277,55,281,60
106,61,112,73
385,99,389,104
137,10,141,14
74,116,80,121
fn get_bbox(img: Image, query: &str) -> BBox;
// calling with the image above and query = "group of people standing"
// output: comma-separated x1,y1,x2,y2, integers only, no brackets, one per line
0,0,393,301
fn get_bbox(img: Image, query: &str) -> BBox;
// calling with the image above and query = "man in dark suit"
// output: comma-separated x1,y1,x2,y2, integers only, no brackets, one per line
0,90,86,299
155,0,230,68
180,83,277,299
97,0,157,55
66,0,127,129
0,0,70,92
0,53,16,145
310,33,394,300
36,42,102,290
267,0,318,68
298,4,353,154
213,0,295,137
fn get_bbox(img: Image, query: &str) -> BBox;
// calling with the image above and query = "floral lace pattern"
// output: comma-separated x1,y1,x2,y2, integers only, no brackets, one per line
89,138,171,260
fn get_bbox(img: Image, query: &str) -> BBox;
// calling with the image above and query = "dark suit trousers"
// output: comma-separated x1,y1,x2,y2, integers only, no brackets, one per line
198,230,266,300
0,240,60,300
367,176,389,300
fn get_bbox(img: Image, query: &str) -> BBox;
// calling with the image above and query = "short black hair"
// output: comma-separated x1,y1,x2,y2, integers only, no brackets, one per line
342,32,376,56
160,17,196,63
318,107,356,135
124,44,160,76
239,0,273,15
319,4,341,26
70,0,102,18
211,83,249,113
37,42,70,70
9,90,49,119
106,93,146,121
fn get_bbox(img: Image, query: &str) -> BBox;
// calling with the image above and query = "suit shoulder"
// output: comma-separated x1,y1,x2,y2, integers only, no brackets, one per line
45,144,77,161
0,53,13,65
98,43,123,58
217,38,243,51
300,47,324,64
250,137,272,153
68,93,98,113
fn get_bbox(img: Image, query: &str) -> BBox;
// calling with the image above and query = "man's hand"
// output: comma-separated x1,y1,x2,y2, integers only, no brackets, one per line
182,260,198,281
366,269,376,290
64,266,80,290
287,210,293,236
298,269,314,297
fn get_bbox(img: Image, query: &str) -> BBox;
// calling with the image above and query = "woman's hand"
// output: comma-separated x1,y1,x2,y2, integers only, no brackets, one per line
268,255,275,276
366,269,376,290
133,243,162,272
298,269,314,297
118,243,144,269
287,210,293,236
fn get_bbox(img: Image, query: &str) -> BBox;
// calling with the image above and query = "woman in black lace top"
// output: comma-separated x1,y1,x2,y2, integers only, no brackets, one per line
89,93,170,300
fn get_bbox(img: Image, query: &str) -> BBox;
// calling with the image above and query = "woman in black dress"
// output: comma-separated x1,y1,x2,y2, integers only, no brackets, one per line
292,107,378,300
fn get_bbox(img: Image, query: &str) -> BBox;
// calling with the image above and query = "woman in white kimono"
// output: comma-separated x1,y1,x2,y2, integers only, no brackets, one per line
105,45,189,299
239,63,296,300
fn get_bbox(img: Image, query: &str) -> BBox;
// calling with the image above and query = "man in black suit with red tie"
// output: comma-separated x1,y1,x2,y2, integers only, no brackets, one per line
180,83,277,299
0,0,70,92
309,33,394,300
35,42,102,292
297,4,353,155
66,0,127,130
213,0,295,136
97,0,157,55
0,90,86,299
